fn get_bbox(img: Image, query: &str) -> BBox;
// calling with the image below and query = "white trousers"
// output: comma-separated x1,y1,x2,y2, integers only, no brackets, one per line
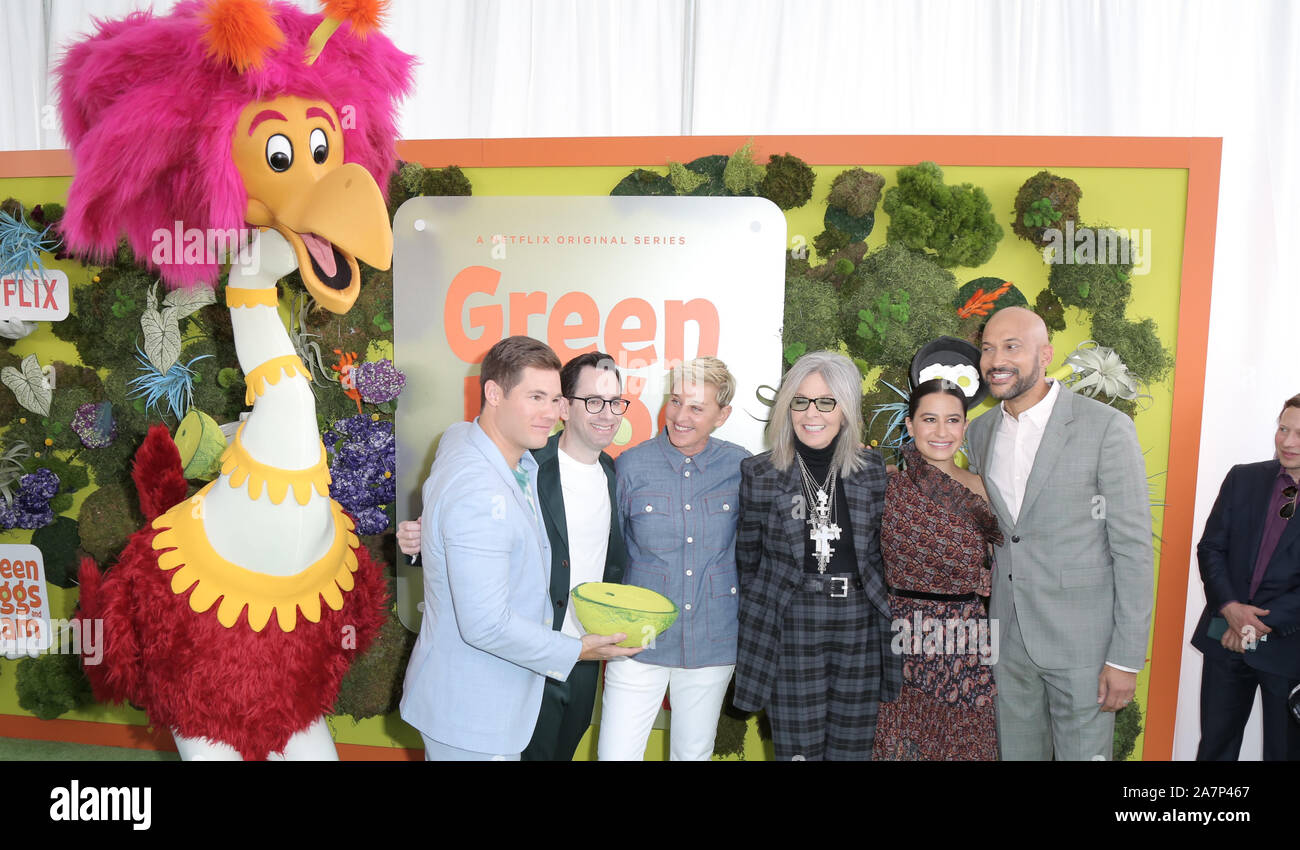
597,657,734,761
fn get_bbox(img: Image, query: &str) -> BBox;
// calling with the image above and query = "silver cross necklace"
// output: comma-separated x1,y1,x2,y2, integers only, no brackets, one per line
795,454,840,573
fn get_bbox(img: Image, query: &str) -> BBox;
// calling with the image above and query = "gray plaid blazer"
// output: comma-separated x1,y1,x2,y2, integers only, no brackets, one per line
966,384,1154,671
732,447,900,712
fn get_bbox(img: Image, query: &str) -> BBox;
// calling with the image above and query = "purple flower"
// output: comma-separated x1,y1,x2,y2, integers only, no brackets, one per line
0,468,60,530
22,468,60,501
71,401,117,449
324,415,395,533
354,359,406,404
352,507,389,536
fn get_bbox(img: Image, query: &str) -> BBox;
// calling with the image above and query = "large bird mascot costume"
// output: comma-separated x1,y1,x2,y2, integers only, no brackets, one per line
60,0,414,760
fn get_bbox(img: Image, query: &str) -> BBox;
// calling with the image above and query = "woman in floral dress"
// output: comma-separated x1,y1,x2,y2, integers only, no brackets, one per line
872,379,1004,760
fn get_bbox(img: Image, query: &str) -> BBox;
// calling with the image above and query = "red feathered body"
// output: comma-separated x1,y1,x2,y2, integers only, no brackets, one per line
76,426,388,761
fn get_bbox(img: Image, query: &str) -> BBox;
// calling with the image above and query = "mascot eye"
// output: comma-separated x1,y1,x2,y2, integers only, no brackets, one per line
310,128,329,164
266,134,293,172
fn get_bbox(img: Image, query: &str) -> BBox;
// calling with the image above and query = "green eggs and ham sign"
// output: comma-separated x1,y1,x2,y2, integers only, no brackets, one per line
391,196,786,626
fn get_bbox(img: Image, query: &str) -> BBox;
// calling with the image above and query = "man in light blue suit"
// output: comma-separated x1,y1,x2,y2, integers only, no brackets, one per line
400,336,640,760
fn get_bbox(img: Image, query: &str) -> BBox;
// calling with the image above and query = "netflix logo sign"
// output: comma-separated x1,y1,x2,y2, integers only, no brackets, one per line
0,270,70,322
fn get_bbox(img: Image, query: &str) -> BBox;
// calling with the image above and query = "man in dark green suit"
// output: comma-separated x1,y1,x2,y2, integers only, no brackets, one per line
397,351,628,759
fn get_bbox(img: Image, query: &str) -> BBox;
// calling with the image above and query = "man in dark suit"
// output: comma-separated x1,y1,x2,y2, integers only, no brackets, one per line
522,352,628,759
1192,393,1300,760
397,351,628,760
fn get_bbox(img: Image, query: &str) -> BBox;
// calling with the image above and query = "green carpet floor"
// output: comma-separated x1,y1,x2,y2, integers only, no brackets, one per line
0,736,177,761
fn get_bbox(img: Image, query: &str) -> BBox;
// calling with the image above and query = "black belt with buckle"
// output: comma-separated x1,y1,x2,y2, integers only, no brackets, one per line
801,573,862,598
889,586,978,603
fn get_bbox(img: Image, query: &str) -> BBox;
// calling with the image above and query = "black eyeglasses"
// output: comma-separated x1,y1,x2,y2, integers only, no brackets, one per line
791,396,837,413
569,396,629,415
1282,485,1297,520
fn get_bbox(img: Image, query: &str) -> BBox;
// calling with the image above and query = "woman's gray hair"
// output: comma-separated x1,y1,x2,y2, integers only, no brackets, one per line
767,350,866,478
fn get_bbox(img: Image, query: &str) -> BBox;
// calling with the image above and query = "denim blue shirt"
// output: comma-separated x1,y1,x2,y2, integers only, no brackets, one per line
616,428,750,668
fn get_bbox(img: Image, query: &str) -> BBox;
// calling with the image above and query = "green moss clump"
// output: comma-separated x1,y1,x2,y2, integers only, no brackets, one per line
1114,697,1143,761
77,482,144,564
51,363,99,394
839,242,960,374
1047,229,1134,315
51,268,152,369
422,165,473,197
782,275,842,358
668,161,709,195
686,155,731,196
809,242,870,289
186,337,243,424
397,161,427,196
1091,311,1174,385
758,153,815,210
827,168,886,218
15,653,94,721
722,141,766,195
813,225,851,260
882,161,1004,268
30,516,81,588
1012,170,1082,245
334,607,416,720
34,202,64,224
610,168,676,196
1033,288,1068,335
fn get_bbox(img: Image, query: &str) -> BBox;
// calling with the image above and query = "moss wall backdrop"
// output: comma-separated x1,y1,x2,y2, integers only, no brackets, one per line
0,135,1215,760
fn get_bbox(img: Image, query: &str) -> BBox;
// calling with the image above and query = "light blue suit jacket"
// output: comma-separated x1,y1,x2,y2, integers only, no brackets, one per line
400,420,582,754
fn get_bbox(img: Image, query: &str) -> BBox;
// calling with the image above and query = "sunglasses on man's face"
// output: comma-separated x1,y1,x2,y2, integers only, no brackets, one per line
791,396,837,413
1282,485,1297,520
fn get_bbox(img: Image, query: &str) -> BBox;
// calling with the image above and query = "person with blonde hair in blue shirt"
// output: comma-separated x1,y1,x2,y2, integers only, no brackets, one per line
597,356,751,761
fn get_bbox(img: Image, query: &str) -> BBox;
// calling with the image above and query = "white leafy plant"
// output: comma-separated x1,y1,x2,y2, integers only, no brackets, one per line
1,353,53,416
1064,341,1139,401
140,282,216,375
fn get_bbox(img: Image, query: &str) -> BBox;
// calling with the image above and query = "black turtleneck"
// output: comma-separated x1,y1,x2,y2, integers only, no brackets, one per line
794,434,857,574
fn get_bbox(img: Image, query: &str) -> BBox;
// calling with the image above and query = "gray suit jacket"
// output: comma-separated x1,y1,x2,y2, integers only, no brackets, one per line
966,384,1154,671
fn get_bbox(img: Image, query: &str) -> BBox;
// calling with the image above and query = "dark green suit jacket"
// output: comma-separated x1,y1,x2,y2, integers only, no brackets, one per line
533,431,627,625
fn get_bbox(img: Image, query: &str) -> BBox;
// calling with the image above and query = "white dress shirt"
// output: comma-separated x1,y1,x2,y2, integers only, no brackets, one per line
989,378,1061,524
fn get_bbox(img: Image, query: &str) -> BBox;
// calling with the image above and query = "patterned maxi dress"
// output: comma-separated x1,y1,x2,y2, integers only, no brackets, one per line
872,446,1004,761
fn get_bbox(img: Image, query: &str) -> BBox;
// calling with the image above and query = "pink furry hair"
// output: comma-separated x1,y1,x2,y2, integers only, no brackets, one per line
57,0,414,287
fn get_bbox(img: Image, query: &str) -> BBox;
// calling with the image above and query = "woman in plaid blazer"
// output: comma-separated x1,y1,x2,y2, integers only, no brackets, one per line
733,351,901,760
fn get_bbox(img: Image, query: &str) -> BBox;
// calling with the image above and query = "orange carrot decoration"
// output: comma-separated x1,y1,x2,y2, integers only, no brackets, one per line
200,0,285,72
958,280,1014,318
332,349,363,413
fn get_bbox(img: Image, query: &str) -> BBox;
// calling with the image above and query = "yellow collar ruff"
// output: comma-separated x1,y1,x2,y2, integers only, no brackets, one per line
151,485,362,632
221,422,331,505
244,354,313,406
225,286,280,309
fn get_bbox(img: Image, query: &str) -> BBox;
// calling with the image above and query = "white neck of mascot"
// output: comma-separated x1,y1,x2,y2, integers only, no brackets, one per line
197,228,335,577
228,228,320,467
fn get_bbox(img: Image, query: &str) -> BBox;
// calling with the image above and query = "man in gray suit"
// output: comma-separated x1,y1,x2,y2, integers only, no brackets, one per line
966,307,1154,760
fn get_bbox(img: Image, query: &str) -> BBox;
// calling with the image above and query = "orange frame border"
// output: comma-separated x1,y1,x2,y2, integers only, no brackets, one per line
0,136,1219,760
